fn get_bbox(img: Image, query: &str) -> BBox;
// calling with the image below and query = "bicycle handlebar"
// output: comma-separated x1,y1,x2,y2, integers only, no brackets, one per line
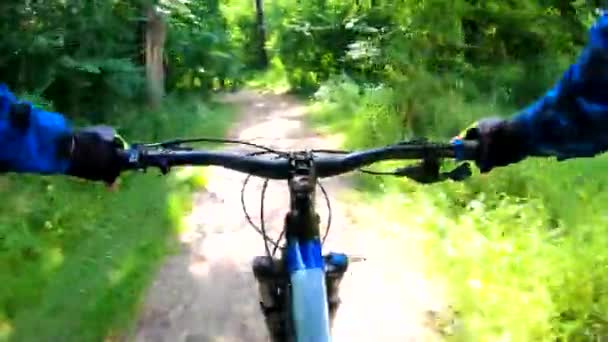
118,138,479,180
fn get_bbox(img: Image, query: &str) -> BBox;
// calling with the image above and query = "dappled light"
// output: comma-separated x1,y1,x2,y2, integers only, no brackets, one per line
0,320,13,342
2,0,606,341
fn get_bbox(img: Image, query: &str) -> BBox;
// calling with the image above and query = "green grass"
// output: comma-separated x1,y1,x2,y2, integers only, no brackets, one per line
308,78,608,341
0,94,236,342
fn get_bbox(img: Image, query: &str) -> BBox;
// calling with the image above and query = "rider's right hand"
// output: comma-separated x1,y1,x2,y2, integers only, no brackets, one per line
459,117,530,173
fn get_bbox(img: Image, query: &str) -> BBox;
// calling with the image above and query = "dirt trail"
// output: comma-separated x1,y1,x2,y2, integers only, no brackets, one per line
131,90,444,342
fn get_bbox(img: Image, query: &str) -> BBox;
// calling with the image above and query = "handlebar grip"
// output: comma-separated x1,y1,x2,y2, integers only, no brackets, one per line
451,138,479,161
117,148,142,171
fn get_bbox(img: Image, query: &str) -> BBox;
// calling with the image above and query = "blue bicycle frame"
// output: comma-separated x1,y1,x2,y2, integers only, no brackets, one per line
286,238,331,342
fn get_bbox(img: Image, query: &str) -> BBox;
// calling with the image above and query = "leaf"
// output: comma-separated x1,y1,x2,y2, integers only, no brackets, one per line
58,56,102,74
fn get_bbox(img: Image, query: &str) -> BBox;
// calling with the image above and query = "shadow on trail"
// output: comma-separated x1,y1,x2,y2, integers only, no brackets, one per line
134,253,265,342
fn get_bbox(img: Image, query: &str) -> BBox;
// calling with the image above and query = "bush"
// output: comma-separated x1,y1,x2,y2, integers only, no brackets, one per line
311,75,500,147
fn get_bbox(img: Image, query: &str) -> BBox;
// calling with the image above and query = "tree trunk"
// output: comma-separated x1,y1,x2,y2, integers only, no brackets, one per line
145,5,166,107
254,0,268,68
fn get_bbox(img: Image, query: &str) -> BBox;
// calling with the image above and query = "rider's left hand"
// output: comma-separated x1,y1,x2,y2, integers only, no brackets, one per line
59,125,126,185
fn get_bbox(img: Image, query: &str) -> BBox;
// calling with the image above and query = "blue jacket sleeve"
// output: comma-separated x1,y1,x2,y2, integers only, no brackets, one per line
512,13,608,160
0,84,73,174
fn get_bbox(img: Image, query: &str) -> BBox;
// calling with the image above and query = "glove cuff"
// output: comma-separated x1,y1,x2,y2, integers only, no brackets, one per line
55,133,76,160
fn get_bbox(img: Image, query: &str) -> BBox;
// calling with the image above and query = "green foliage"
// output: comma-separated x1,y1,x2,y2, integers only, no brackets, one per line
443,159,608,341
3,0,607,339
0,1,249,340
302,1,608,337
221,0,260,70
390,158,608,341
0,96,236,342
0,1,146,117
245,56,290,93
271,0,598,101
311,75,497,144
0,0,248,116
311,82,608,339
162,0,244,93
276,6,348,91
270,2,381,90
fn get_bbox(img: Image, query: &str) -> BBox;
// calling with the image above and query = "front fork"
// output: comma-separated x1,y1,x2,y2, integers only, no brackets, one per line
252,253,350,341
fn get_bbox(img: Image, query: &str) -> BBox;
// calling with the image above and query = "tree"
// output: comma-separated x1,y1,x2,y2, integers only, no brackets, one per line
254,0,269,68
145,5,166,107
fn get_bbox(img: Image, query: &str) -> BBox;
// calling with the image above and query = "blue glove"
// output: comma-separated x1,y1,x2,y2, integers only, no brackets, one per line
0,84,127,184
0,84,72,174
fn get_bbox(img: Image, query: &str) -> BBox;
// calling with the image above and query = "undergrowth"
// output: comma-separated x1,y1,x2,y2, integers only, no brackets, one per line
309,76,608,341
0,95,235,342
245,56,291,94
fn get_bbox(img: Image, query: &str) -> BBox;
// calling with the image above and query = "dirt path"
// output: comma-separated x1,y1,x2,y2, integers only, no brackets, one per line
131,90,445,342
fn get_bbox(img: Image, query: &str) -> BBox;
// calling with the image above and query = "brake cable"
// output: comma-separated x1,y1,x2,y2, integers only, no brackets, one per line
142,137,289,156
138,137,291,251
138,137,330,254
142,137,469,255
267,180,332,256
260,178,273,257
240,173,281,250
239,148,334,257
318,179,332,244
139,137,294,252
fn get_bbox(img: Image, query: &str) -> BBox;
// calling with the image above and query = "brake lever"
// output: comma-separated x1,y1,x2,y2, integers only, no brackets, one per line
444,162,472,181
393,155,441,183
393,159,472,184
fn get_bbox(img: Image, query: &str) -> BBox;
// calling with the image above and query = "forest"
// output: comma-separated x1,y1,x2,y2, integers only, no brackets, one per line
1,0,608,341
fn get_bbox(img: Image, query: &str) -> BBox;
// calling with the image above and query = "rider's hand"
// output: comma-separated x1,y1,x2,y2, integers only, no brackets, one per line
59,125,125,185
459,117,529,173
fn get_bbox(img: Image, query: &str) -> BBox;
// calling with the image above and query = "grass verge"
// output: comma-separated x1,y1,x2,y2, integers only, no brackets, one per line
308,78,608,340
0,94,236,342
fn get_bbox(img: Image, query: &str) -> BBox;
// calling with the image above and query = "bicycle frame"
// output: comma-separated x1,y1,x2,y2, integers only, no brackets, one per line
252,151,335,341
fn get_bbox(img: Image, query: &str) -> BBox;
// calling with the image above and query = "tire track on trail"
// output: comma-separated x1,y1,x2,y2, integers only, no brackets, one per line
131,90,446,342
